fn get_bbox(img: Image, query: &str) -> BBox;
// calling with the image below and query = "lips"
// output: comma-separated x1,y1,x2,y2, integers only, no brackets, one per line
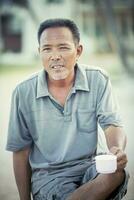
51,64,64,69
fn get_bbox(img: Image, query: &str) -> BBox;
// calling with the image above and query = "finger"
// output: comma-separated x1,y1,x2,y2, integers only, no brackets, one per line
117,152,127,162
117,159,127,166
109,146,121,155
117,158,128,170
117,162,127,171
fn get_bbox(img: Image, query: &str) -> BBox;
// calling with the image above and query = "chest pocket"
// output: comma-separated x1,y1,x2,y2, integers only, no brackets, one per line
77,109,97,133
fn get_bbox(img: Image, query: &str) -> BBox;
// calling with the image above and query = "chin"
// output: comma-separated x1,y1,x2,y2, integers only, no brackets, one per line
51,72,69,80
51,76,67,81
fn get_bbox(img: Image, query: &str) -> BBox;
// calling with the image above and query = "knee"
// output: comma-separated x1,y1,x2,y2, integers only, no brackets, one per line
114,170,125,186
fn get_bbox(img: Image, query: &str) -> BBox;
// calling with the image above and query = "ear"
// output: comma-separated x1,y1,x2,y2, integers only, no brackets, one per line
76,44,83,59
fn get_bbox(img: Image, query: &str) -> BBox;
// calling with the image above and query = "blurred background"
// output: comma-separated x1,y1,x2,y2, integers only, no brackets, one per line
0,0,134,199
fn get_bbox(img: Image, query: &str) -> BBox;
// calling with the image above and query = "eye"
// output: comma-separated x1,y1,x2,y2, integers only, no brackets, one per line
42,47,51,52
59,46,70,50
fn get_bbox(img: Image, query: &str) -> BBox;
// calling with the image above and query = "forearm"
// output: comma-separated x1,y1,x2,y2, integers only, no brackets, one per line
13,147,32,200
105,125,127,150
67,171,124,200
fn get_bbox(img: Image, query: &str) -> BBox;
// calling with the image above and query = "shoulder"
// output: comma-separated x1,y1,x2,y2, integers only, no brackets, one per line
13,71,39,92
11,71,40,99
78,64,109,80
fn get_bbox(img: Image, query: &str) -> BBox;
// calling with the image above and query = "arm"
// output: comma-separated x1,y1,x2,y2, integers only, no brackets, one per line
13,147,31,200
67,126,127,200
105,125,126,150
96,73,128,170
104,125,128,170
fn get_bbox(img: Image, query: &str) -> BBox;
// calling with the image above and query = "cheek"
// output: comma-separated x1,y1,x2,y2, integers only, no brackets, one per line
41,54,48,63
69,56,77,65
65,52,77,62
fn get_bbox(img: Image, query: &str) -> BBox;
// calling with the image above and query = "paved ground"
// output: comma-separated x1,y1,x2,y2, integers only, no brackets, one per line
0,68,134,200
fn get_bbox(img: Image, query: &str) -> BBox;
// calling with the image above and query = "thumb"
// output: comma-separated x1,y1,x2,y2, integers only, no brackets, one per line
109,146,120,155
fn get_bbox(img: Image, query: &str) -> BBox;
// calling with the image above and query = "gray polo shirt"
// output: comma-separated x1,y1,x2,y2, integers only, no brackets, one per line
6,64,123,170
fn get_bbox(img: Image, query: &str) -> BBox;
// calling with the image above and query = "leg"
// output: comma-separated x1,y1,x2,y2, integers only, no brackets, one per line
33,176,80,200
66,170,125,200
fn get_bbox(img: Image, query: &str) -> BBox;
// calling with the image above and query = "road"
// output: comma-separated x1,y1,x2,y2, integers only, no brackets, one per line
0,68,134,200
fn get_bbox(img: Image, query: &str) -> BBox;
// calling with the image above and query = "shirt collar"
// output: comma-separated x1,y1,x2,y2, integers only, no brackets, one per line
36,64,90,99
36,69,49,98
74,64,90,92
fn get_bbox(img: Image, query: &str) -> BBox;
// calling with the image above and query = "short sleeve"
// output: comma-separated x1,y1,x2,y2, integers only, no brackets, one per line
96,73,123,130
6,87,32,152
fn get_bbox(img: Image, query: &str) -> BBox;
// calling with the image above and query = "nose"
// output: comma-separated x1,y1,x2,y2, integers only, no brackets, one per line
50,51,62,61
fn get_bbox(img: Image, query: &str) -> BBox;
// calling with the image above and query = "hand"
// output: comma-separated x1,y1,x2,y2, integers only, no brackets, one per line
109,146,128,171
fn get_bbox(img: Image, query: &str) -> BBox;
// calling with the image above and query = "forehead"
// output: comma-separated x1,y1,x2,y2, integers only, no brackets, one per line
40,27,74,44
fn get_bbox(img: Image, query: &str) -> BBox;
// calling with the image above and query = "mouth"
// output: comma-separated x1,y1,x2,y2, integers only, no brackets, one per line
51,64,64,69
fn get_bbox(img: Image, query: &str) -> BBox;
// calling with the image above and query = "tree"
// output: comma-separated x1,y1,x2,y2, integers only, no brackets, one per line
94,0,134,74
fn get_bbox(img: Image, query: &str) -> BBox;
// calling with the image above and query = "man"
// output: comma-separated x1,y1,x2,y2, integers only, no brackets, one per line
6,19,129,200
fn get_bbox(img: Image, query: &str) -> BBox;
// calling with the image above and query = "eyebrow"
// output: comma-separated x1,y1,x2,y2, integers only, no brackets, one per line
41,44,51,48
58,43,70,46
41,43,71,48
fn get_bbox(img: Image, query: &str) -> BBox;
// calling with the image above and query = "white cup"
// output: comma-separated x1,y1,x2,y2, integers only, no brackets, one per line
95,154,117,174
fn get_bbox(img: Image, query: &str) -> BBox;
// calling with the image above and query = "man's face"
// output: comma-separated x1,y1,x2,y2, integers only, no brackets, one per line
39,27,82,81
